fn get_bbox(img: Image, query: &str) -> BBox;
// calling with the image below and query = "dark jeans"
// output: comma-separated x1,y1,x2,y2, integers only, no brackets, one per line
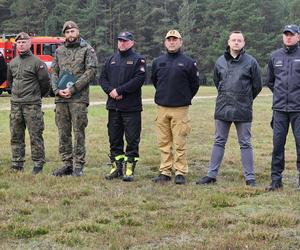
108,110,141,161
271,111,300,181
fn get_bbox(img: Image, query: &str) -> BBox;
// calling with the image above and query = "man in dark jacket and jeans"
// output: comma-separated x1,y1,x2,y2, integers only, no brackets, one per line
100,31,146,182
196,31,262,187
266,24,300,191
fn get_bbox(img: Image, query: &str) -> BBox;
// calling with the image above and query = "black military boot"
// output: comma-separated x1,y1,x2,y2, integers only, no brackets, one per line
11,164,24,172
72,167,83,177
265,179,283,191
123,161,137,182
53,165,73,177
297,177,300,191
105,160,123,180
32,165,43,174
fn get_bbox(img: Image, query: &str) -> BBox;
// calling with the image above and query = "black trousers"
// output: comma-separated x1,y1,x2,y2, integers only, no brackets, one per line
271,111,300,181
108,110,141,161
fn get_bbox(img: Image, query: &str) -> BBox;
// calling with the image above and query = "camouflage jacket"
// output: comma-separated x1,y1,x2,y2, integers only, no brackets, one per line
51,38,98,104
7,51,50,104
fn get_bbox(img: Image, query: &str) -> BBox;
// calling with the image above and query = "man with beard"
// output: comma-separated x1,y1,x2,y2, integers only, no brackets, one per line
100,31,146,182
51,21,98,176
7,32,50,173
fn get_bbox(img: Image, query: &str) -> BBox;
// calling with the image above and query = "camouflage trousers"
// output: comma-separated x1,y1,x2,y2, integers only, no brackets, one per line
55,102,88,168
10,103,45,167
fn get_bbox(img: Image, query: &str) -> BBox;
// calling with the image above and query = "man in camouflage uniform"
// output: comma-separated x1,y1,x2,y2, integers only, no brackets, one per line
51,21,98,177
7,32,50,174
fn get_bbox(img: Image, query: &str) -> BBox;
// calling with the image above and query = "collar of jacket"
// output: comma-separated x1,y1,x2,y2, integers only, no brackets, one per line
224,46,245,61
65,38,80,48
118,47,134,57
166,49,181,58
284,44,298,54
19,50,32,58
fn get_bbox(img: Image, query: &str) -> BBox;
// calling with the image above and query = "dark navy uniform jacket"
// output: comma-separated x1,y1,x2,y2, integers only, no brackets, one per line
100,48,146,112
267,45,300,112
151,51,200,107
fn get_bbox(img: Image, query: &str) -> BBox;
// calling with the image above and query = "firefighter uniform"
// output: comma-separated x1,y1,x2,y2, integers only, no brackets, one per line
7,32,50,173
51,21,98,176
100,31,146,181
151,30,200,184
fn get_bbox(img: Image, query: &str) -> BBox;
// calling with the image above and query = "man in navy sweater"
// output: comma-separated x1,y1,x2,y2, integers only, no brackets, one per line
151,30,200,184
100,31,146,182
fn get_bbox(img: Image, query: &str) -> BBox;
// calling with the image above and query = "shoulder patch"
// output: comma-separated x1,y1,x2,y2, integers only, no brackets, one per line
194,62,197,66
177,63,184,67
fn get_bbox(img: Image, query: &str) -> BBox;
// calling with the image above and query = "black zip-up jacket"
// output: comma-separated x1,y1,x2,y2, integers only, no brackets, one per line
100,48,146,112
213,48,262,122
151,51,200,107
267,44,300,112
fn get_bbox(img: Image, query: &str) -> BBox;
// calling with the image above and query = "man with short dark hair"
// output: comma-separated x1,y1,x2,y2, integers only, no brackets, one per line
51,21,98,177
151,30,200,185
196,31,262,187
7,32,50,174
266,24,300,191
100,31,146,182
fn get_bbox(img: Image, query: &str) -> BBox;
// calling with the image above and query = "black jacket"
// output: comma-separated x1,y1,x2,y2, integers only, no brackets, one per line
100,48,146,112
0,53,7,84
267,45,300,112
214,48,262,122
151,51,200,107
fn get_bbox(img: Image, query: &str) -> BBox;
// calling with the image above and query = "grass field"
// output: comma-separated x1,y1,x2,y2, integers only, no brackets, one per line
0,86,299,249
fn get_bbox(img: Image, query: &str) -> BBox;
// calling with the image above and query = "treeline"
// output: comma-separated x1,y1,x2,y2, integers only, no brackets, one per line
0,0,300,83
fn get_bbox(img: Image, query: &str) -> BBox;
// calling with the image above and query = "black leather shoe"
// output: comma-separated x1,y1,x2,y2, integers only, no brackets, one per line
53,166,73,177
175,174,186,185
246,179,256,187
152,174,171,183
32,166,43,174
196,176,216,185
266,180,283,191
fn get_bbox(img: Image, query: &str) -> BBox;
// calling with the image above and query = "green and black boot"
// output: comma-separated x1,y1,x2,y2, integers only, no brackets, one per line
105,155,124,180
123,160,137,182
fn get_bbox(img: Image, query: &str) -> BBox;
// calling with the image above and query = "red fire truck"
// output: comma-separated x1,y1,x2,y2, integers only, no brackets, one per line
0,34,64,95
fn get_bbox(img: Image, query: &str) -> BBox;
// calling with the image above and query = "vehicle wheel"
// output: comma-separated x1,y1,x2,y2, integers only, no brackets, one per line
7,90,11,94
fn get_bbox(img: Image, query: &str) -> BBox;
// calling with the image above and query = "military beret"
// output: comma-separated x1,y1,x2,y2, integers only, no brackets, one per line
165,30,182,39
15,32,30,41
62,21,79,33
117,31,134,41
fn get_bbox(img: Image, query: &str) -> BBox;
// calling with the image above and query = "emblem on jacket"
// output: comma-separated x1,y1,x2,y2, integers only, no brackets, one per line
274,60,283,67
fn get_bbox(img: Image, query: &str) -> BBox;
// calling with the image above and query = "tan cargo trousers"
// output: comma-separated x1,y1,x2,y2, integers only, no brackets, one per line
155,105,191,176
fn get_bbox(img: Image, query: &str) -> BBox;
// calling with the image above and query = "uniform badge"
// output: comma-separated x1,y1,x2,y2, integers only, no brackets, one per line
178,63,184,66
141,59,145,64
194,62,197,66
127,61,134,64
111,61,116,64
39,65,44,69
